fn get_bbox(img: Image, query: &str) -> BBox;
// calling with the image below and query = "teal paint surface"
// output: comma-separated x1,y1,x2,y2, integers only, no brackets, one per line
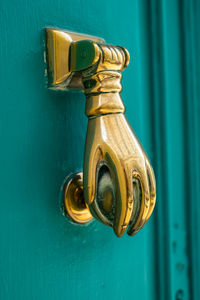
0,0,199,299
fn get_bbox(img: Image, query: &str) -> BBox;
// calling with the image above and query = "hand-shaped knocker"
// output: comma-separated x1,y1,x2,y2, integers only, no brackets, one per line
46,29,156,237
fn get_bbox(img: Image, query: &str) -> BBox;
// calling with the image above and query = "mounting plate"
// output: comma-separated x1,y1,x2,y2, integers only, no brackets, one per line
45,28,105,90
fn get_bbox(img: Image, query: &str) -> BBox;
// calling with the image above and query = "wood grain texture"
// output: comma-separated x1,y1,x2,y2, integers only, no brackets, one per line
0,0,199,299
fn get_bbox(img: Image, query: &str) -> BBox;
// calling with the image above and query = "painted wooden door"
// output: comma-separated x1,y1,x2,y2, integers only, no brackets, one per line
0,0,199,299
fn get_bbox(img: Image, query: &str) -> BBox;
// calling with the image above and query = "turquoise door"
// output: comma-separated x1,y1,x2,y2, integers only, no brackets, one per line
1,0,199,299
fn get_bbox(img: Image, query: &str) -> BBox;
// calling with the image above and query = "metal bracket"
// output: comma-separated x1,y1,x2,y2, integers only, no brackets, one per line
45,28,104,90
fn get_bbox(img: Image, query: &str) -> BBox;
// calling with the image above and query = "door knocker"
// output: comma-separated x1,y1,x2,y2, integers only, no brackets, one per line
45,28,156,237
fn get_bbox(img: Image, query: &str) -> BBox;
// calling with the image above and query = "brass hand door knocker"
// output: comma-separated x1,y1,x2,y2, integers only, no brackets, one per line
45,28,156,237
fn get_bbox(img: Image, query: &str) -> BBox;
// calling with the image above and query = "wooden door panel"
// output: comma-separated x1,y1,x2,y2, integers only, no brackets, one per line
0,0,199,299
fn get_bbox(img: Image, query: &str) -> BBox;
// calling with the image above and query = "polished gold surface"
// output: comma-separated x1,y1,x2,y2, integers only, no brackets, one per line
64,172,93,224
45,28,104,90
46,28,156,237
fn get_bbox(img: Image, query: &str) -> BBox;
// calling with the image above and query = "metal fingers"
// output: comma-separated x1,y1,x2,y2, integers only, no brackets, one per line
83,114,156,237
144,159,156,222
126,169,148,235
84,147,134,237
